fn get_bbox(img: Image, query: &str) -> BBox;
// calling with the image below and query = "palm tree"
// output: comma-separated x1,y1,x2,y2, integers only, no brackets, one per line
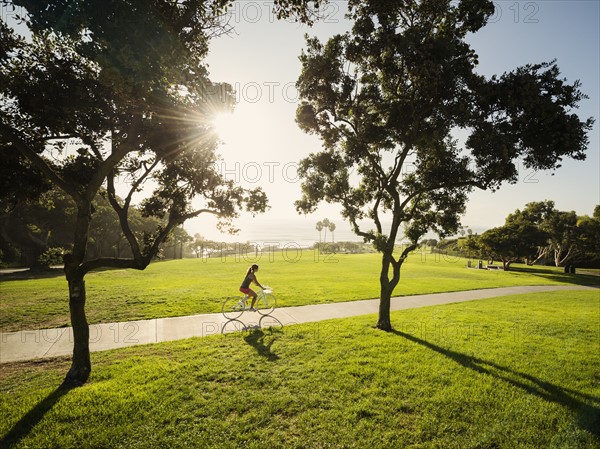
328,222,336,243
316,220,324,242
322,218,331,243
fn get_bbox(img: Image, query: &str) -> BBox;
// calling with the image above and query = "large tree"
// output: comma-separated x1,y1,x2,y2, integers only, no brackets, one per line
576,208,600,267
0,0,322,386
477,223,549,271
294,0,593,330
504,200,556,265
505,201,600,267
544,210,583,267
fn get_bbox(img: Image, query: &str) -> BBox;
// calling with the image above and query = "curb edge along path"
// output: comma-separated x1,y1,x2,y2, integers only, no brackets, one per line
1,285,597,364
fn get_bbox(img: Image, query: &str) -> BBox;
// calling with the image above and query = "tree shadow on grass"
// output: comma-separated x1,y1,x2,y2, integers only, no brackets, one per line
393,330,600,439
243,328,280,361
0,265,126,282
509,265,600,288
0,384,74,448
0,268,65,281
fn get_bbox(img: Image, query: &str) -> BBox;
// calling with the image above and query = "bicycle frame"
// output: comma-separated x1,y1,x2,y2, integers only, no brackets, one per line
222,286,276,321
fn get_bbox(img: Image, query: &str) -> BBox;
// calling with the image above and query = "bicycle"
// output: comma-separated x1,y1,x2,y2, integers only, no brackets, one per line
221,286,277,320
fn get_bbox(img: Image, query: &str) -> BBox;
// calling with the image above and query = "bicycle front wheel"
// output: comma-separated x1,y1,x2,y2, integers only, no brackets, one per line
256,293,276,316
222,297,244,320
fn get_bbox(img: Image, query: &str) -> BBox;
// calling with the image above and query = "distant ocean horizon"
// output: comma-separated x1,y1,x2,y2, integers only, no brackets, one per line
190,215,490,247
191,215,363,248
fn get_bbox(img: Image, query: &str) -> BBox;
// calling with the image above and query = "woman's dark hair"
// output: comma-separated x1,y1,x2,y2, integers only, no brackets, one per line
246,264,259,276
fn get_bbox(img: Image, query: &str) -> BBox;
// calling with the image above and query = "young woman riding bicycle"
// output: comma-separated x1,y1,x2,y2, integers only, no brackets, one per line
239,264,264,311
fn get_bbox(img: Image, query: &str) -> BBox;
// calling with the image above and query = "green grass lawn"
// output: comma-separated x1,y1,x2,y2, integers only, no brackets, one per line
1,290,598,448
1,250,597,332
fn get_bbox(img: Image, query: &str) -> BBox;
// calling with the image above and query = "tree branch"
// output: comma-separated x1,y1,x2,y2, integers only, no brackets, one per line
335,116,358,136
144,207,223,262
372,194,383,235
388,243,417,292
81,135,104,160
399,179,487,212
0,123,80,200
388,145,412,187
399,243,418,262
86,115,143,201
106,170,143,260
180,208,223,222
123,158,160,210
362,144,387,183
347,215,374,242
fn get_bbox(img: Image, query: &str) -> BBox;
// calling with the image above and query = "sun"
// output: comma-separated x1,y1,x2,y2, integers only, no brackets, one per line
208,103,274,155
211,111,239,144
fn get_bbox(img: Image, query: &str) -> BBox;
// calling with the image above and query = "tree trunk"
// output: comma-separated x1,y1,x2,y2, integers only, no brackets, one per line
528,246,548,266
62,201,93,387
62,276,91,387
554,248,562,267
376,284,393,331
375,243,415,332
555,246,573,267
376,256,394,331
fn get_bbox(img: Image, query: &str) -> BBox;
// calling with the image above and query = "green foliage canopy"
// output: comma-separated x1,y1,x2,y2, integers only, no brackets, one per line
293,0,594,329
505,201,600,267
0,1,272,276
0,0,325,386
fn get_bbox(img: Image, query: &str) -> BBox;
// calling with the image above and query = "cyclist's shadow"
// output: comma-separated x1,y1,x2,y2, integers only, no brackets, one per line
221,312,284,335
243,328,281,361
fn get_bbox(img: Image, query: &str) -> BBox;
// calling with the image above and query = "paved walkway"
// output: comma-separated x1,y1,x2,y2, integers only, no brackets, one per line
1,285,596,363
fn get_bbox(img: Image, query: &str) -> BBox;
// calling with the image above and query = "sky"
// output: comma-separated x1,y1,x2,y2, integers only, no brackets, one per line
187,0,600,244
3,1,597,245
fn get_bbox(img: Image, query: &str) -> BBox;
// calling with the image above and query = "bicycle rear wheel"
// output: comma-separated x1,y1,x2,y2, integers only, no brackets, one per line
256,293,276,316
222,297,245,320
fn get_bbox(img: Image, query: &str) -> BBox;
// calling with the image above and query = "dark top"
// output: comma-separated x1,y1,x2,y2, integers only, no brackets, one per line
240,272,254,289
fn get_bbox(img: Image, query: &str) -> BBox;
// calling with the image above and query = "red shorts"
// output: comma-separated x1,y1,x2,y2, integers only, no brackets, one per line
240,287,255,296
